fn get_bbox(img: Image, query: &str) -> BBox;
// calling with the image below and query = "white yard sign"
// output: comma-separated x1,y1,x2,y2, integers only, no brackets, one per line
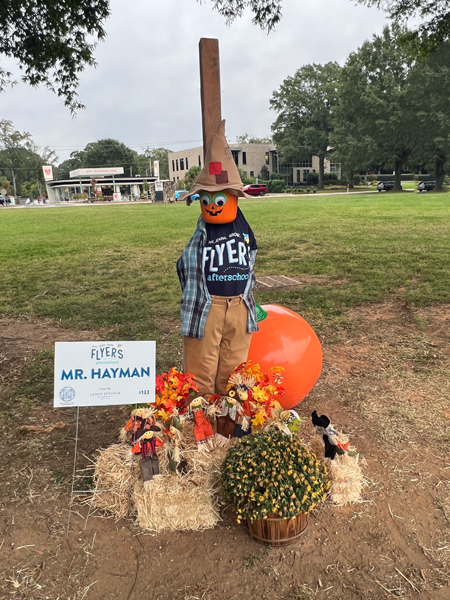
54,341,156,407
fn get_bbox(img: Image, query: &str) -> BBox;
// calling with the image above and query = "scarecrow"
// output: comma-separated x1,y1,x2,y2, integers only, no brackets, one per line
120,407,157,444
311,411,349,459
131,427,164,482
216,387,250,439
177,120,258,400
190,396,215,448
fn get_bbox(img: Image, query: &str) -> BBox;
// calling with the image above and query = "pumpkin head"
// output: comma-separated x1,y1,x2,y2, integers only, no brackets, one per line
200,190,238,224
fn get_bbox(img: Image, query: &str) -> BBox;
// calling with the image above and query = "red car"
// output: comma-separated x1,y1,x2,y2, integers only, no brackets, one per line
243,184,268,196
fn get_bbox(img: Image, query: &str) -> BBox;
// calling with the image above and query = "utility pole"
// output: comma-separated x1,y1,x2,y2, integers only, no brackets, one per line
199,38,222,160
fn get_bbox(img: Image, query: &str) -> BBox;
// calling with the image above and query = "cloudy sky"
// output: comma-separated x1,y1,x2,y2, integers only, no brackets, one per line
1,0,389,164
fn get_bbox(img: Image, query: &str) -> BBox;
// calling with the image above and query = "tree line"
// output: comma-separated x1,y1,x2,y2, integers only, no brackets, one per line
57,141,171,181
0,120,57,198
0,124,171,198
270,27,450,190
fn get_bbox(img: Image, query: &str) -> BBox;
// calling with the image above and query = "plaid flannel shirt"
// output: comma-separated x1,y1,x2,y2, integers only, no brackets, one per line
176,213,258,339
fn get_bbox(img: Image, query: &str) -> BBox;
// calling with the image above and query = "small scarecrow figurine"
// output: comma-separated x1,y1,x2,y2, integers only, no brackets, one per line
265,401,303,436
120,407,157,444
190,396,214,448
216,387,250,439
164,410,187,474
177,120,258,399
132,427,164,482
227,370,256,418
312,411,349,460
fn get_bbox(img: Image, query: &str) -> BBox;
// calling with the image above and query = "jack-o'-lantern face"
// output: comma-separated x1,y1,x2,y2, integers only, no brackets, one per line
200,191,238,224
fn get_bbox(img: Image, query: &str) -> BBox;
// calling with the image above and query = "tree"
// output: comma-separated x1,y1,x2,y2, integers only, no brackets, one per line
180,166,202,190
0,1,282,111
332,27,415,191
358,0,450,56
259,165,270,180
212,0,281,30
270,62,341,189
1,0,110,112
236,133,273,144
56,151,85,179
0,174,11,194
143,147,171,180
0,120,57,196
82,139,139,175
405,42,450,190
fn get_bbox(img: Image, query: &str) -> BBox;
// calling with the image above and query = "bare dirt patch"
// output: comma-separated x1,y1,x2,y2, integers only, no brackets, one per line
0,305,449,600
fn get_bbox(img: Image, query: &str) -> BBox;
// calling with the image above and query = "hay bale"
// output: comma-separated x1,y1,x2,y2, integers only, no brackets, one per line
133,474,220,532
325,453,364,505
310,436,325,459
90,430,231,531
92,444,138,519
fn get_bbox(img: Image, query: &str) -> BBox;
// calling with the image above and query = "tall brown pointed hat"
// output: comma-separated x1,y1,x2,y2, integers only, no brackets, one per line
179,120,250,204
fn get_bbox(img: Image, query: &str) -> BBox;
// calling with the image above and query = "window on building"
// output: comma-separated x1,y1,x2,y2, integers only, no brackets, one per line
242,152,247,165
296,170,301,183
176,159,179,171
173,177,175,182
231,150,239,165
303,169,309,182
298,157,312,167
250,171,254,178
172,160,175,172
272,152,278,172
180,158,184,170
265,152,269,165
198,155,201,166
242,171,248,178
330,163,340,173
176,177,179,181
186,157,189,169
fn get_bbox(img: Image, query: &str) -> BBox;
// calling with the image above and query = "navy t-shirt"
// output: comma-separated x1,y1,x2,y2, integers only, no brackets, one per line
203,207,257,296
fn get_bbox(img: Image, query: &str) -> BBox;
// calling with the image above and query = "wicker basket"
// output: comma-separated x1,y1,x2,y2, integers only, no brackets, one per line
247,511,309,547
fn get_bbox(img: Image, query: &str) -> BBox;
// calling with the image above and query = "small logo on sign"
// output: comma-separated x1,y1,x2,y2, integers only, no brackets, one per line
59,386,76,404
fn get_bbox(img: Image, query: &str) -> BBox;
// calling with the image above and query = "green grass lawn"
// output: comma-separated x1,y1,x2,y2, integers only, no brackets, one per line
1,193,449,369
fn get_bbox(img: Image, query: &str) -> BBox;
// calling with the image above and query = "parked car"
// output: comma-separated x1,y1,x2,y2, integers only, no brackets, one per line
175,190,199,201
377,181,396,192
243,184,269,196
417,181,436,192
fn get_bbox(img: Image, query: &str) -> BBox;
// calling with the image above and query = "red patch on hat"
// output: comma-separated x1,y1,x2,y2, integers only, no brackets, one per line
215,171,229,184
209,162,222,175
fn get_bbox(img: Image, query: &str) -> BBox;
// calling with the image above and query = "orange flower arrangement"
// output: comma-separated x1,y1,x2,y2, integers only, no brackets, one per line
225,362,285,429
153,368,198,422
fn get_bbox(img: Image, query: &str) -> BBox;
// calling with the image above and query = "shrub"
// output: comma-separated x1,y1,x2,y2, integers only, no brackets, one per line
268,179,285,193
259,165,270,180
270,172,284,180
222,430,329,522
323,173,338,184
306,172,319,186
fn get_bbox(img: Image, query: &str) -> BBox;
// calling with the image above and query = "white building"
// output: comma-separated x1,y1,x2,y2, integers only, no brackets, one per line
169,144,340,186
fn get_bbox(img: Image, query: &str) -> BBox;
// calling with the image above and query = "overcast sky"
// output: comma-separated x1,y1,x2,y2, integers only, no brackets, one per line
1,0,389,164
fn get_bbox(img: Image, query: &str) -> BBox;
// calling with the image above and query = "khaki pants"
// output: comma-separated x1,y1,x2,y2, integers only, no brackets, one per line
183,295,252,397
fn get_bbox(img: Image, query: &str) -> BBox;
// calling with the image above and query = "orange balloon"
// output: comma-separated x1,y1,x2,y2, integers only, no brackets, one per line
247,305,323,409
